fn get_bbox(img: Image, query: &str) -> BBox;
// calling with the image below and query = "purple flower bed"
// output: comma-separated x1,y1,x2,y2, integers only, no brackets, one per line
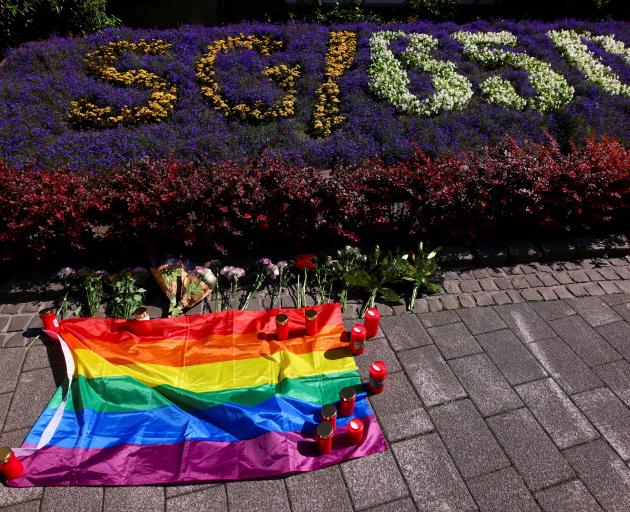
0,20,628,171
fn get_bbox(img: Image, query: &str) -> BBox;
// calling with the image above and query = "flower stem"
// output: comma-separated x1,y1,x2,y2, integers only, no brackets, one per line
408,286,419,311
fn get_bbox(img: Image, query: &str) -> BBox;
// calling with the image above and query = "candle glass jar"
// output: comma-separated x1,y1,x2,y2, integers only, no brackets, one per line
368,360,387,394
364,307,381,338
316,422,334,454
347,418,364,445
349,324,366,355
305,308,319,336
276,313,289,341
39,307,59,333
133,307,150,321
0,447,24,480
339,387,356,417
320,404,337,431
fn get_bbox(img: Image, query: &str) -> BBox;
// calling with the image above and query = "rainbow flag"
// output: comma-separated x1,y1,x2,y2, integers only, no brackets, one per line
8,304,387,486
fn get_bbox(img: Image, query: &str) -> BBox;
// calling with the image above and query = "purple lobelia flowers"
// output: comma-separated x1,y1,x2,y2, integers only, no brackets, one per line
0,20,627,171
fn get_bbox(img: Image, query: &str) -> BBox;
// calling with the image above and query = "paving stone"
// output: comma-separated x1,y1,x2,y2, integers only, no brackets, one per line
467,467,540,512
286,466,352,512
477,329,547,386
412,298,429,314
506,290,524,303
551,286,573,299
523,274,544,288
538,288,557,301
600,280,622,294
0,428,30,447
456,307,506,335
487,408,575,491
380,315,431,352
563,440,630,512
427,322,482,360
398,345,466,407
166,484,215,498
512,276,529,289
490,291,511,305
531,300,575,321
458,293,476,308
426,297,443,312
440,295,460,310
362,497,416,512
572,387,630,461
553,272,573,285
342,450,408,510
568,270,590,283
0,348,26,394
593,360,630,407
595,321,630,359
392,434,476,512
22,344,64,372
0,487,42,509
0,393,12,431
0,501,42,512
368,372,433,441
615,267,630,279
617,280,630,293
3,332,32,348
565,296,621,326
429,399,509,479
529,338,603,395
355,337,401,381
515,378,598,449
460,280,481,293
226,479,289,512
585,268,605,281
42,486,103,512
494,277,513,290
494,303,554,343
606,296,630,310
521,288,544,301
448,353,522,417
166,486,226,512
6,316,34,333
0,304,23,315
535,480,603,512
104,486,164,512
538,273,559,287
3,367,57,430
478,278,498,291
566,283,588,297
417,310,459,328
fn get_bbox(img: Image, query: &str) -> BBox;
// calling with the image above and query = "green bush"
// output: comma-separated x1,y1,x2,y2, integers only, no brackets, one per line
0,0,119,55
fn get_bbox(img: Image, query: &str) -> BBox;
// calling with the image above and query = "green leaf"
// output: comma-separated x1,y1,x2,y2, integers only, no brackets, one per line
345,270,378,289
378,287,401,303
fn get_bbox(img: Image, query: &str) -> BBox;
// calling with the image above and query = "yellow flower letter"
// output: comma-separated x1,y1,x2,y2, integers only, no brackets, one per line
69,40,177,129
312,31,357,137
196,34,301,122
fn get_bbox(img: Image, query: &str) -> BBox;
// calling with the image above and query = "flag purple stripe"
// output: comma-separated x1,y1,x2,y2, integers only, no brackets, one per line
9,415,386,487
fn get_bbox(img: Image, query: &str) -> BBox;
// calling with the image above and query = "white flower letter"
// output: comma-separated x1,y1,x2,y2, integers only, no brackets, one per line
368,30,473,116
548,29,630,97
452,31,574,113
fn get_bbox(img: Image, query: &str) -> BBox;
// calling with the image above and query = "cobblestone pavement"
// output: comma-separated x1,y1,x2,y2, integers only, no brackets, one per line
2,258,630,511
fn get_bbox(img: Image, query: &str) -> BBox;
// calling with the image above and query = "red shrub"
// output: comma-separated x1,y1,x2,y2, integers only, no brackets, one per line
1,136,628,265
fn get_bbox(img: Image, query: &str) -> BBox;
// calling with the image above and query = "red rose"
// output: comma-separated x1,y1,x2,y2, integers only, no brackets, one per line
295,253,316,271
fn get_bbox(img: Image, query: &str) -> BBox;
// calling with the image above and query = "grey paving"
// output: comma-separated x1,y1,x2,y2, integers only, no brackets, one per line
535,480,603,512
3,282,630,511
429,399,509,479
448,353,523,417
467,468,540,512
564,440,630,512
397,345,466,407
477,329,547,385
514,378,598,449
487,408,574,491
572,387,630,461
392,434,476,512
426,322,482,359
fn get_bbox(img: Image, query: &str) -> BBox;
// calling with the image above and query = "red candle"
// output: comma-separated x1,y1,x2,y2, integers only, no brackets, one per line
39,308,59,334
316,422,333,454
368,360,387,394
347,419,364,445
349,324,366,355
276,313,289,341
364,307,380,338
339,387,356,417
0,447,24,480
320,404,337,431
305,309,319,336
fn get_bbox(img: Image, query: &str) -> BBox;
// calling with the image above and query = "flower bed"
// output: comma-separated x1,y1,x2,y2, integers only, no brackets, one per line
0,20,628,170
1,136,628,265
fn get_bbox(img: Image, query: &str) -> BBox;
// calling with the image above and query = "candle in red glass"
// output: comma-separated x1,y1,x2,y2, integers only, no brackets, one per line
133,307,150,321
368,360,388,394
339,387,356,417
347,419,364,445
349,324,366,355
305,309,319,336
276,313,289,341
39,307,59,334
0,447,24,480
316,422,334,454
320,404,337,431
364,307,380,338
